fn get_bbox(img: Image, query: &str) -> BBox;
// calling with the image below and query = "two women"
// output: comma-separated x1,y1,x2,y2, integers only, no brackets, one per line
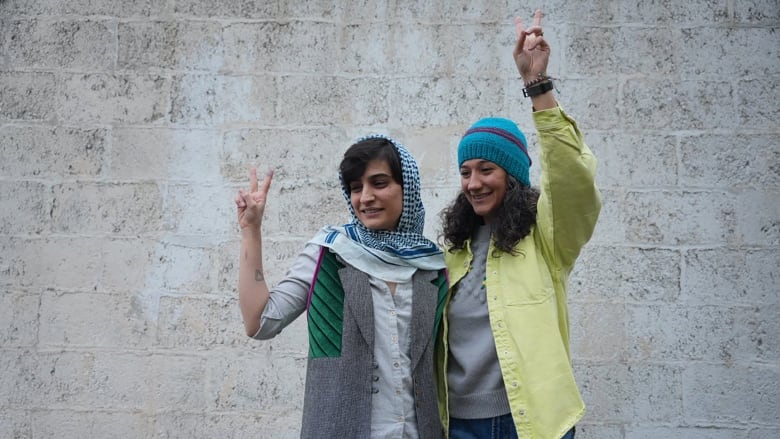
437,10,602,439
235,136,446,438
236,9,600,439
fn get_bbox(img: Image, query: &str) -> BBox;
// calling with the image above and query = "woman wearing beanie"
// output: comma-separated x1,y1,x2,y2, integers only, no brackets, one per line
235,135,446,438
436,10,602,439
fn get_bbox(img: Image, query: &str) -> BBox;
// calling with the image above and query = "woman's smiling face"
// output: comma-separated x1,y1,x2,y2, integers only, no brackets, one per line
349,159,404,231
460,159,508,222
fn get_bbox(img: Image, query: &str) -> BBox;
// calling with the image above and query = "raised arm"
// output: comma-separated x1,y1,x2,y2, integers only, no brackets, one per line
513,10,556,111
235,167,274,336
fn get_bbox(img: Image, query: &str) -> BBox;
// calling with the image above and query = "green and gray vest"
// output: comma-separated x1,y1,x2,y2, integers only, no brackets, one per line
300,248,447,439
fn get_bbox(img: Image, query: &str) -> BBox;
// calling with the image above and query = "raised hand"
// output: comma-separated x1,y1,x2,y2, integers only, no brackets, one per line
235,167,274,231
513,9,550,83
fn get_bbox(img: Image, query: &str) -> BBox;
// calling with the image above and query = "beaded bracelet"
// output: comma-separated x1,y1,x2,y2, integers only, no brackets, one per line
523,73,551,88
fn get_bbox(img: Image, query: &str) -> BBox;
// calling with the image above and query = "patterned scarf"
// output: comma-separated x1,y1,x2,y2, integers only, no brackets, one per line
310,134,444,282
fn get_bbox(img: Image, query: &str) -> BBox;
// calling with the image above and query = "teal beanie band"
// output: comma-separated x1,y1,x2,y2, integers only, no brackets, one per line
457,117,531,187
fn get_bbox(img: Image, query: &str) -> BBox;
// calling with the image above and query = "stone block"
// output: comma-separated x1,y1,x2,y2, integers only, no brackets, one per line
569,302,627,361
0,125,107,178
0,0,167,17
0,237,103,290
156,295,248,349
224,19,345,73
626,427,747,439
222,22,279,73
573,425,623,439
735,0,780,22
625,304,778,363
339,23,394,75
622,190,737,245
221,127,346,189
677,27,779,79
0,410,30,439
38,291,154,348
737,79,780,129
149,354,208,410
0,350,149,410
390,76,505,127
170,74,277,125
0,19,115,70
118,20,224,71
570,246,681,303
680,134,779,188
32,411,148,439
161,183,234,236
400,125,463,185
99,238,156,293
277,75,389,126
622,79,735,130
0,181,51,235
392,23,449,75
206,351,305,411
576,362,683,423
0,292,38,347
588,131,678,188
144,240,215,293
153,412,301,439
448,23,505,77
263,185,348,237
683,363,780,424
0,72,57,121
618,0,730,24
683,248,779,306
172,0,279,18
51,182,163,235
110,127,221,181
734,190,780,245
59,73,171,124
566,26,678,76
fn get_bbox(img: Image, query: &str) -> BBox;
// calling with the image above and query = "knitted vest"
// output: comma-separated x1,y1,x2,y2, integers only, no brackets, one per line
300,248,447,439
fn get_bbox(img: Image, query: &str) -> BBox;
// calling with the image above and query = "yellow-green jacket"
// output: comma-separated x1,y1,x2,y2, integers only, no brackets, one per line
436,106,602,439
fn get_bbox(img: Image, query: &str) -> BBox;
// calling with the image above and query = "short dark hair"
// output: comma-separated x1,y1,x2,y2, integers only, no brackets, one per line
340,138,403,192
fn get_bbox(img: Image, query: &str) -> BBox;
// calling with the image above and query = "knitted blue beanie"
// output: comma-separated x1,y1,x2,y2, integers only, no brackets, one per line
457,117,531,187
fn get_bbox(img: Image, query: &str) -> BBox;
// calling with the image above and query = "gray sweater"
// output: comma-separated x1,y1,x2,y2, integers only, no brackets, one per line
447,225,511,419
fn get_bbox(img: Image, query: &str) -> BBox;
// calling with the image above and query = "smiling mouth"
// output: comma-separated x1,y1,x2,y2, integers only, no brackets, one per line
470,192,491,201
362,208,383,215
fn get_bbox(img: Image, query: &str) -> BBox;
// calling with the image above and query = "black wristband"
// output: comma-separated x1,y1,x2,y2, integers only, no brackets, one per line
522,80,554,97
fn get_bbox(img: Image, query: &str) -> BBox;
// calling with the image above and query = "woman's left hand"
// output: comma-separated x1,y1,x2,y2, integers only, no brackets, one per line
513,9,550,83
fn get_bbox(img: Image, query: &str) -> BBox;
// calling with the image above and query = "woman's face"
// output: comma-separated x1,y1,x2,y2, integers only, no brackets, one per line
349,159,404,231
460,159,508,222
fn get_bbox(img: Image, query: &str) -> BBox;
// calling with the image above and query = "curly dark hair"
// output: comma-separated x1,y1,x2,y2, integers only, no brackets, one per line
439,175,540,256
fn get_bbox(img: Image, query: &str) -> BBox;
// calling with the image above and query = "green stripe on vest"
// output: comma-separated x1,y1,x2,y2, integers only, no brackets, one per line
308,250,345,358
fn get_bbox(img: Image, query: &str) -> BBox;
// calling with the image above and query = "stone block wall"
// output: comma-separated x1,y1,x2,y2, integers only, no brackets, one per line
1,1,778,437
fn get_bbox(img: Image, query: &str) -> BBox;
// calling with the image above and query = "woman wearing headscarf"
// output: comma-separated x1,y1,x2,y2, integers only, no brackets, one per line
235,135,446,438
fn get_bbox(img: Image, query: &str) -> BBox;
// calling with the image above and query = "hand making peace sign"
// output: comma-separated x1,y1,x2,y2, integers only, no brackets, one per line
235,167,274,231
513,9,550,83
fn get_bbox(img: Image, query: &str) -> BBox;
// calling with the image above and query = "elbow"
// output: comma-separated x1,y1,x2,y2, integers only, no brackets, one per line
243,321,260,338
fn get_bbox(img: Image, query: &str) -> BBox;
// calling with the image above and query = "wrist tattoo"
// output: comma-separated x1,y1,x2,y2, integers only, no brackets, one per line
254,269,264,282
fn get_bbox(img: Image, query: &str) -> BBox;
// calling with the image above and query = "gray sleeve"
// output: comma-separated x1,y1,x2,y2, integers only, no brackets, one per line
252,242,321,340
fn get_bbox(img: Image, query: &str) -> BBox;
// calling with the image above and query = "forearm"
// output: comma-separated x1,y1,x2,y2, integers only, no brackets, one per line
238,227,270,337
530,89,557,111
535,107,602,268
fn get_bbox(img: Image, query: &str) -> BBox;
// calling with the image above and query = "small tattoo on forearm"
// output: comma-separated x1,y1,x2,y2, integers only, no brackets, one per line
254,270,264,282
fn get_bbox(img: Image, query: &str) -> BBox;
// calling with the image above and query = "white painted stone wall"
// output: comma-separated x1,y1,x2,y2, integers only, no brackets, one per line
1,1,778,438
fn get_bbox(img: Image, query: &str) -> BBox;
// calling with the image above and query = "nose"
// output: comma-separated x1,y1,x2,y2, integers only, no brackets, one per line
360,187,375,203
466,175,481,192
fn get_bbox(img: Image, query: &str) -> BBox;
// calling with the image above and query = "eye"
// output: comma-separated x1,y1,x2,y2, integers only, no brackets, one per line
460,170,470,178
349,183,362,193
